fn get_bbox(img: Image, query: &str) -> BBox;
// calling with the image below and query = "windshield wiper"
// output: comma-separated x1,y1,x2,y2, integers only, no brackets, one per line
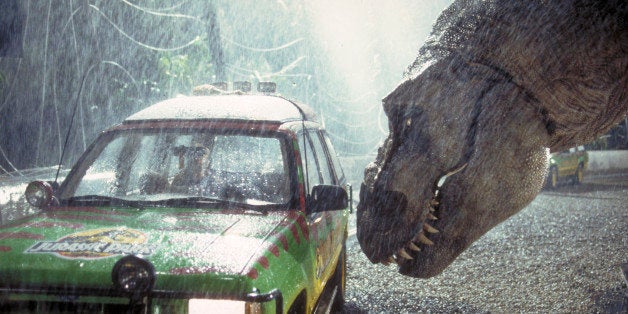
62,195,146,209
161,196,233,207
160,196,270,213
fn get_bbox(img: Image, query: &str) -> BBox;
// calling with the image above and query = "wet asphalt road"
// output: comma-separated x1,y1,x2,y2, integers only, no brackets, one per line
343,172,628,313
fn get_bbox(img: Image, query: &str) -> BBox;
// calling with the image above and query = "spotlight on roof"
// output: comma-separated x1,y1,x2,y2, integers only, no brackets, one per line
233,81,252,92
211,82,228,91
257,82,277,94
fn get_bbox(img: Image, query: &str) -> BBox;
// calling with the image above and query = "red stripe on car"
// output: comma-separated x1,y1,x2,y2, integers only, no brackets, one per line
279,234,289,251
259,256,269,269
28,222,83,229
43,213,123,223
0,232,44,240
247,268,258,280
295,214,309,239
269,244,280,257
289,224,300,244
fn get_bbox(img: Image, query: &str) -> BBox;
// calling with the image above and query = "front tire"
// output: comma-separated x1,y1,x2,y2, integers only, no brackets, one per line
330,245,346,312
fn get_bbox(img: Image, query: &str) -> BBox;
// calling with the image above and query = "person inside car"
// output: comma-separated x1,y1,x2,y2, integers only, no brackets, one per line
171,144,210,192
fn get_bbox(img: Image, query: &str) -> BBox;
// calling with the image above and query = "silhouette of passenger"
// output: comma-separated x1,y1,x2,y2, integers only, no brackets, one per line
171,145,210,191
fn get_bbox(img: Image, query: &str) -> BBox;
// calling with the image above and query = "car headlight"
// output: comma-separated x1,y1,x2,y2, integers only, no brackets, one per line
188,299,261,314
25,181,53,208
112,255,155,295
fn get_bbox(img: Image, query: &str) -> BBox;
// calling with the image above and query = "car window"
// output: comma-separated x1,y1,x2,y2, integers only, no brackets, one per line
321,131,345,184
74,136,126,196
63,130,290,206
210,135,284,173
309,130,335,185
206,135,289,203
299,131,322,195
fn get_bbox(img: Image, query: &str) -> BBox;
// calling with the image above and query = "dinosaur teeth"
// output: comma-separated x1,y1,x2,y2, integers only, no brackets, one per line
398,248,414,260
424,223,439,233
408,242,421,252
387,187,440,265
382,256,396,266
415,232,434,245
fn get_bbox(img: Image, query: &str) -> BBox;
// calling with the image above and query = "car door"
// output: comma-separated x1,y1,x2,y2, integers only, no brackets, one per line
298,129,345,293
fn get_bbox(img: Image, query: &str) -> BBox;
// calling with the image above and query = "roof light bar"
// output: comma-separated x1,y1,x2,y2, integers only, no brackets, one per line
192,84,224,96
192,81,277,95
233,81,252,92
258,82,277,93
211,82,228,91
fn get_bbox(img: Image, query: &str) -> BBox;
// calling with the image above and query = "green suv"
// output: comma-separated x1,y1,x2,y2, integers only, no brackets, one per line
546,145,589,189
0,84,350,313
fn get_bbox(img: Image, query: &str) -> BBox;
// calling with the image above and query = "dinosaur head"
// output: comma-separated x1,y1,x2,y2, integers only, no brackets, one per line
356,60,552,278
356,0,626,279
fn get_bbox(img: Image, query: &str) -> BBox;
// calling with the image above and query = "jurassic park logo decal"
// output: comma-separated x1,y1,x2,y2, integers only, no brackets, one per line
25,228,158,260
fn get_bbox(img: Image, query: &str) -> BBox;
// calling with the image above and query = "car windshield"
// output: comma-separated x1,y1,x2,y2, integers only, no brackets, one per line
59,129,292,208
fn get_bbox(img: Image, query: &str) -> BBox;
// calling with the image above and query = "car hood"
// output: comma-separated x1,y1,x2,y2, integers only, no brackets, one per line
0,206,303,292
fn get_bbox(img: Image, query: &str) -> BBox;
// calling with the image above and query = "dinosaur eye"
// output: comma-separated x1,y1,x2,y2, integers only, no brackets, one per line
405,118,412,127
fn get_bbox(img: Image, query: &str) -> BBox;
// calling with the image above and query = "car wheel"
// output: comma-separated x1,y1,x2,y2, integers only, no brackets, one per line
574,163,584,185
546,167,558,189
330,244,346,312
288,292,307,314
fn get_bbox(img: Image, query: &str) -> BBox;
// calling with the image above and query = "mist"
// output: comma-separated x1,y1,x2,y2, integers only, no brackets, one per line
0,0,451,178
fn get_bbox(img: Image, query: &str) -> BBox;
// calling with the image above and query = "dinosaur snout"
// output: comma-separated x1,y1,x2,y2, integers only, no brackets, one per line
357,156,472,277
364,184,408,218
357,183,423,264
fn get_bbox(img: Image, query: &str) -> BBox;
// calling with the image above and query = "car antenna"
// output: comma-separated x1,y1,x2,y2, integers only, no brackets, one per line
53,63,97,184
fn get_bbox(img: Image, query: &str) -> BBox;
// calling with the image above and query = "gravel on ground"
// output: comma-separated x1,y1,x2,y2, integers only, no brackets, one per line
344,181,627,313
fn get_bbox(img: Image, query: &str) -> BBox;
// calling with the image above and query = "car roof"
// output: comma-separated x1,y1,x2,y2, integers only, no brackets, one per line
124,94,318,124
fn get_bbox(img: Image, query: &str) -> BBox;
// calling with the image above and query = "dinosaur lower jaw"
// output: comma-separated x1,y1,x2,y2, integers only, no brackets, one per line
358,164,468,276
357,182,441,264
378,186,442,266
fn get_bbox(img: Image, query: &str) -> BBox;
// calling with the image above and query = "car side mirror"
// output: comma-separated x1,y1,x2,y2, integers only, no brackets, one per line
309,184,348,213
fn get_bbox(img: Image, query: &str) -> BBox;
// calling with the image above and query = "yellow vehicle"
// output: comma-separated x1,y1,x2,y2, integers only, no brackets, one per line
546,145,589,189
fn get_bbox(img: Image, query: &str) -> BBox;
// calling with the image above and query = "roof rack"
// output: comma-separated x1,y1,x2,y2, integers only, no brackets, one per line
192,81,277,96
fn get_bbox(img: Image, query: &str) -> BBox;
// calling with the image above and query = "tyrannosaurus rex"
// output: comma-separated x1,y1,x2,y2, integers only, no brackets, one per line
357,0,626,278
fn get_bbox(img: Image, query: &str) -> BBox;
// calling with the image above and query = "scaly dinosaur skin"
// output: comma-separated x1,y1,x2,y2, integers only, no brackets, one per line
357,0,627,278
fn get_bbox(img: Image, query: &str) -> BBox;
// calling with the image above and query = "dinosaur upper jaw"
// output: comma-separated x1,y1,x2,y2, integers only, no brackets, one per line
356,134,551,278
357,164,473,279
